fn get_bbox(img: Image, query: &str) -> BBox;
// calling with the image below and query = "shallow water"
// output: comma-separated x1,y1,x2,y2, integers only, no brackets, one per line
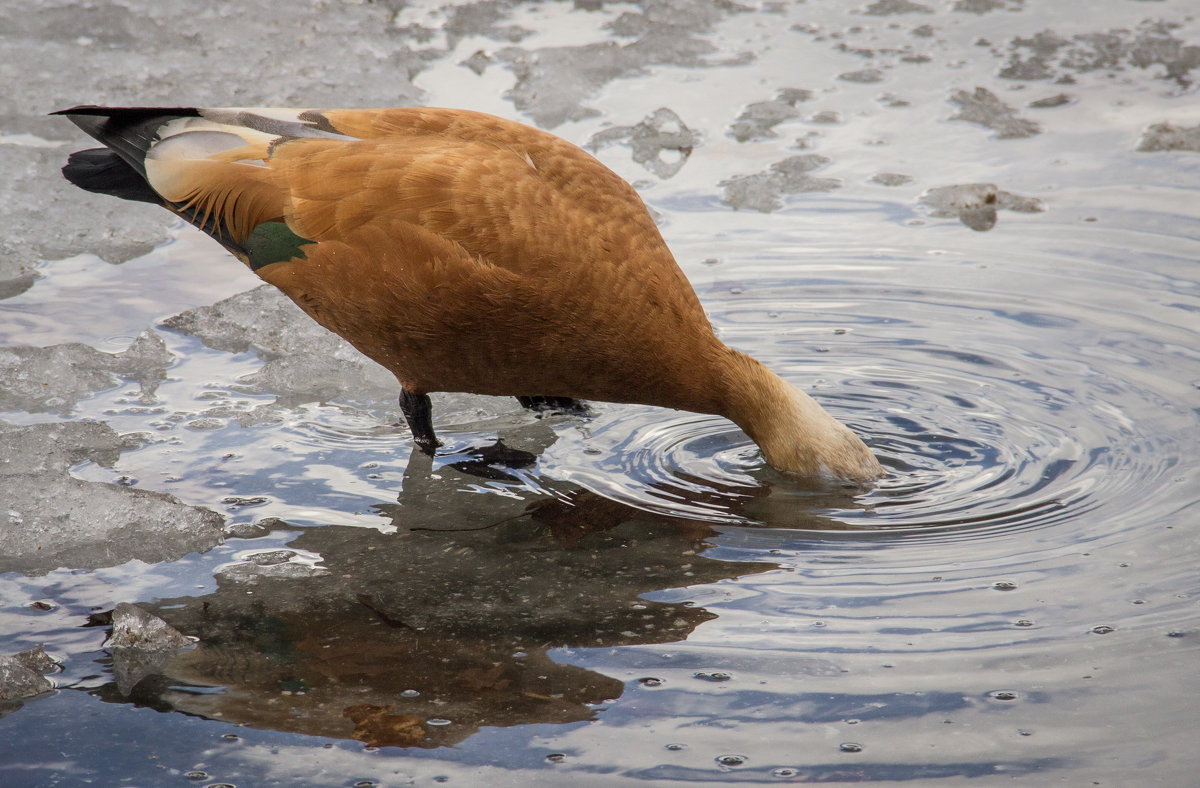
2,0,1199,785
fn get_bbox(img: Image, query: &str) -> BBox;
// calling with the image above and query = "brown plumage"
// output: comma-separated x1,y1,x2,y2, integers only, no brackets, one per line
56,105,883,481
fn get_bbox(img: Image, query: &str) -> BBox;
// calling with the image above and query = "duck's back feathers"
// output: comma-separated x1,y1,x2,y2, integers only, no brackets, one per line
56,106,719,405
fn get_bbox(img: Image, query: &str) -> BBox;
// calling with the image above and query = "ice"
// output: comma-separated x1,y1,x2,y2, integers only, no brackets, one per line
105,603,193,696
441,1,532,46
162,286,398,404
920,183,1045,231
0,144,167,279
587,108,697,179
0,330,171,415
727,89,813,143
1137,122,1200,153
952,0,1019,14
0,648,54,708
1028,93,1073,109
106,603,192,651
1000,22,1200,88
0,421,224,576
218,549,330,584
0,0,423,286
871,172,915,187
950,87,1042,139
839,68,886,84
0,254,35,301
498,1,745,128
0,420,124,475
863,0,934,16
720,155,839,212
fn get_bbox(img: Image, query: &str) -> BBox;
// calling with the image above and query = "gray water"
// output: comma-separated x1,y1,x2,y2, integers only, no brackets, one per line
2,0,1198,785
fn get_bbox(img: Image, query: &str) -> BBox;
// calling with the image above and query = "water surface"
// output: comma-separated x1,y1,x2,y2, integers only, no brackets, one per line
1,0,1198,785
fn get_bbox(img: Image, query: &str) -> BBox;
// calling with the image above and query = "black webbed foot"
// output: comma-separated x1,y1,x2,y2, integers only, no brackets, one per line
515,395,590,416
399,388,441,455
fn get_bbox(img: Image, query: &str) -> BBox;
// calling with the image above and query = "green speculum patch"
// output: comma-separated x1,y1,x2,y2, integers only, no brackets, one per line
244,221,313,270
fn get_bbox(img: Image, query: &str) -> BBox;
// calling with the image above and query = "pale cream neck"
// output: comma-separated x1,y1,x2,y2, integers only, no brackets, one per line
719,350,883,482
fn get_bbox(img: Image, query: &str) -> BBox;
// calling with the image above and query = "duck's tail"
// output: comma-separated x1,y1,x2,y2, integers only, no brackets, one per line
55,107,203,206
54,106,319,258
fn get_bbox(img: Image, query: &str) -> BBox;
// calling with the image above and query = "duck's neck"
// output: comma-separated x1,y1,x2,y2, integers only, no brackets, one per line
716,349,883,482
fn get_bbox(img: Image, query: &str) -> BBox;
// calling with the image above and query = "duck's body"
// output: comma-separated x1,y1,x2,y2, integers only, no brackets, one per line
56,105,882,481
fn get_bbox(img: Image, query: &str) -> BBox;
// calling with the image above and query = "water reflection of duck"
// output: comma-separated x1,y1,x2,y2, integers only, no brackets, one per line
56,105,882,481
100,480,769,748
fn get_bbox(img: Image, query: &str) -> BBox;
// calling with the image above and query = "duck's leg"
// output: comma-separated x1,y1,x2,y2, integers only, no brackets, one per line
399,388,440,455
516,396,590,415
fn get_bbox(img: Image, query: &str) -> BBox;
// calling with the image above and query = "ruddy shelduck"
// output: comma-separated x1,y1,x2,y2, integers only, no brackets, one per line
56,106,883,481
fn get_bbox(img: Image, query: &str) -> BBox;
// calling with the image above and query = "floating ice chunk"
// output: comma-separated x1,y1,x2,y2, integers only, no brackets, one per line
588,108,698,178
727,89,813,142
950,87,1042,139
498,3,742,129
953,0,1018,14
0,421,224,576
0,330,171,414
920,183,1044,231
163,286,397,403
863,0,934,15
0,650,54,706
107,603,192,651
218,548,329,584
720,155,839,213
1137,122,1200,152
0,420,123,477
999,22,1200,89
106,603,192,696
0,474,225,576
839,68,885,83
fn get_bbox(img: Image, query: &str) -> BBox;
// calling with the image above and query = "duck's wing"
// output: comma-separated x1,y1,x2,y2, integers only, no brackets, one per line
56,106,671,279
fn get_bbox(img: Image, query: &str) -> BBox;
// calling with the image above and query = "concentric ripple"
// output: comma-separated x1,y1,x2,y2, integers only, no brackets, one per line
549,251,1196,548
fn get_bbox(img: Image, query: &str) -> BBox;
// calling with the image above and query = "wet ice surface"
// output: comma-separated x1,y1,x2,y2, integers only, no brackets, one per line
3,0,1200,785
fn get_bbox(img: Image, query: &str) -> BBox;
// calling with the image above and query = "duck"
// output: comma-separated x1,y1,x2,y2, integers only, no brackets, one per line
55,105,883,482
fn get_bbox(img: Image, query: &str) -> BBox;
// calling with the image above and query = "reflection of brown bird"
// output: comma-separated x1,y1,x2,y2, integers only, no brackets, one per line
56,106,882,480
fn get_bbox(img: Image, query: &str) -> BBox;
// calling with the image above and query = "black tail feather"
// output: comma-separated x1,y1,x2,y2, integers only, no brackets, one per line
53,105,201,177
61,148,163,205
55,106,249,258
